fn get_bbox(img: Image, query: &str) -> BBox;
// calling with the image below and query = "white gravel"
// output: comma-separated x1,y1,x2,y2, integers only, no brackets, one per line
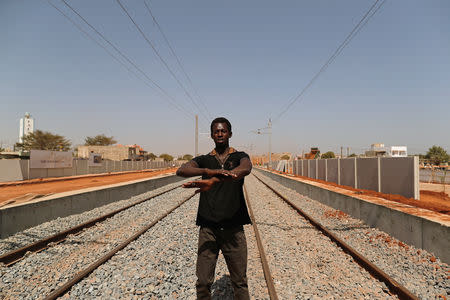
61,194,268,299
0,178,268,300
3,170,446,299
0,180,186,256
0,181,194,299
246,174,397,299
252,170,450,299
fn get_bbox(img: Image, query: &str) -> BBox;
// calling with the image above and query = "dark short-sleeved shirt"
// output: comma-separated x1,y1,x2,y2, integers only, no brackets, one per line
192,148,252,228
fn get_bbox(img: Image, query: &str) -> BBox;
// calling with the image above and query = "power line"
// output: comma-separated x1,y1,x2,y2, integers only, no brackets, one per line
58,0,196,120
48,0,192,120
116,0,210,123
274,0,386,123
143,0,212,119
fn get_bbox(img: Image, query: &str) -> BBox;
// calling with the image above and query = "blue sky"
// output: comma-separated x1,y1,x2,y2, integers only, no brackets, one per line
1,1,449,157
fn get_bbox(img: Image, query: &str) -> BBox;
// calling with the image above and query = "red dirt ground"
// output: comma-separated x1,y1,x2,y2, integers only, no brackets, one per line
274,170,450,216
0,168,177,207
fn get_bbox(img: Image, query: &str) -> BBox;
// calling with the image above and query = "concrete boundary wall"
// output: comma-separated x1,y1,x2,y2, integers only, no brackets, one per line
0,174,184,238
317,160,326,181
380,157,419,199
255,168,449,264
327,159,339,184
340,158,357,188
291,157,419,200
302,160,307,177
0,159,180,182
0,160,27,182
357,158,379,192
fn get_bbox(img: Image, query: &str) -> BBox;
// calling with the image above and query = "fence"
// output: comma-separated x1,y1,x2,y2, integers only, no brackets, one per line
0,159,182,182
419,169,450,184
290,156,420,199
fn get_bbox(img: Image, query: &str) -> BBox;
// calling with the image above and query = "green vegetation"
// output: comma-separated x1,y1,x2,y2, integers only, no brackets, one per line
85,134,117,146
426,145,449,165
321,151,335,159
182,154,193,161
159,153,174,162
15,130,71,151
348,153,357,157
280,154,290,160
148,153,157,160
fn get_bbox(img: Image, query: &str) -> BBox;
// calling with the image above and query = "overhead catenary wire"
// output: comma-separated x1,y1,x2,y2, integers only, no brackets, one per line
116,0,211,124
274,0,386,123
48,0,192,120
58,0,196,121
143,0,213,120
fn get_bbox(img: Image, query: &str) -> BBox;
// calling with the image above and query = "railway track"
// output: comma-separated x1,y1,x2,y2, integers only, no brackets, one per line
0,185,182,266
0,184,196,299
0,173,446,299
248,172,419,300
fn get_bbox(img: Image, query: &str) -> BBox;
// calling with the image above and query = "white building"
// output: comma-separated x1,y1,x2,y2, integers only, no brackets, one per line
19,112,34,143
391,146,407,157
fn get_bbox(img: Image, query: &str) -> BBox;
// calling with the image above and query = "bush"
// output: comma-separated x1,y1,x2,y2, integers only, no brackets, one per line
321,151,335,159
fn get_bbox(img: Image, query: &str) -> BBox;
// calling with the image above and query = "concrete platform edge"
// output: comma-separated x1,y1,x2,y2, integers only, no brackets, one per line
0,174,184,239
254,168,450,264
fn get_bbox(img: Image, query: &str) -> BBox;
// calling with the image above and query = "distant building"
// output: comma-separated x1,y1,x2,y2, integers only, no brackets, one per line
19,112,34,143
77,145,137,161
303,147,320,159
251,152,292,165
391,146,407,157
125,144,149,160
365,143,388,157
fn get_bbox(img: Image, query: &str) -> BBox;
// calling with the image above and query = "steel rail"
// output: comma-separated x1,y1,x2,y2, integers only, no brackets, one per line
243,184,279,300
0,184,182,266
252,172,419,300
43,192,196,300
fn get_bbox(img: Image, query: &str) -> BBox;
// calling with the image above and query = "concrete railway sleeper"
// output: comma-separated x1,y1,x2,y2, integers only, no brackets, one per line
0,184,182,266
247,173,420,299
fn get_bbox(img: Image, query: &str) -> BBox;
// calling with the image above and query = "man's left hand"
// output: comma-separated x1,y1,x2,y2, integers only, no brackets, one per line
182,178,220,193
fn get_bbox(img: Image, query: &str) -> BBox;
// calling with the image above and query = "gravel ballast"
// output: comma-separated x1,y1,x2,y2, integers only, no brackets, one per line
2,170,447,299
0,182,195,299
253,170,449,299
245,174,398,299
62,193,267,299
0,180,186,256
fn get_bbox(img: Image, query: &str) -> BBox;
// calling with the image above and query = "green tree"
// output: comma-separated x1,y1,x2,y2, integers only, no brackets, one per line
348,153,357,158
85,134,117,146
15,130,71,151
159,153,174,162
280,154,290,160
182,154,193,161
148,153,157,160
426,145,449,165
321,151,335,159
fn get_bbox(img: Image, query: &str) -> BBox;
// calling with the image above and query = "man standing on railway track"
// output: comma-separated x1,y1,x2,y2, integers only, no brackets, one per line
176,117,252,300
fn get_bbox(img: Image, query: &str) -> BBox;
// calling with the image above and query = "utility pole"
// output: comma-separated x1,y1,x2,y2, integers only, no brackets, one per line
347,147,350,157
195,115,198,157
268,118,272,168
341,146,343,159
251,119,272,168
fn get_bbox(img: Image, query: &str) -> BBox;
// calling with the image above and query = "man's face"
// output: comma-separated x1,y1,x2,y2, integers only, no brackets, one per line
211,122,232,146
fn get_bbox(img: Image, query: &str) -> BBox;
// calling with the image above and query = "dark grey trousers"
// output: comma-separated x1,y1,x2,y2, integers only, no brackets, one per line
196,226,250,300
